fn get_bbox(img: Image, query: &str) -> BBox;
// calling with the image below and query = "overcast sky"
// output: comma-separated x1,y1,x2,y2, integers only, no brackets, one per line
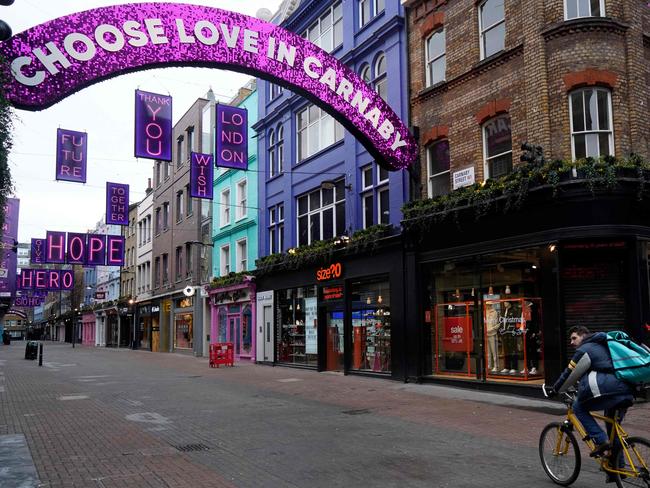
5,0,283,242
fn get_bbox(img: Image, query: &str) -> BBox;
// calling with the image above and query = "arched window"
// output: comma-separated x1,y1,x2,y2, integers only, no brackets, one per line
482,114,512,179
277,125,284,174
374,53,387,101
268,129,276,177
569,87,613,160
425,28,446,86
360,64,371,84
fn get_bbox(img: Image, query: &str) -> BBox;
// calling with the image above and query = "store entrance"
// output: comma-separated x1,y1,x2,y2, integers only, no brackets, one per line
320,284,345,371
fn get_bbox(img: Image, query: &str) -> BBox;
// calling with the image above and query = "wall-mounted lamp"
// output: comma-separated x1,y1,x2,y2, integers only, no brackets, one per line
549,244,557,252
366,296,371,305
321,179,352,191
377,295,383,304
505,285,511,295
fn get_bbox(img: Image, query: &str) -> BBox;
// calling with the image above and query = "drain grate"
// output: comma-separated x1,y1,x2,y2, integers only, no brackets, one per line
175,443,211,452
341,409,371,416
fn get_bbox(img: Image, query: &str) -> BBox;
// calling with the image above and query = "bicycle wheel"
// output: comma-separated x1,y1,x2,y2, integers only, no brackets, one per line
611,436,650,487
539,422,581,486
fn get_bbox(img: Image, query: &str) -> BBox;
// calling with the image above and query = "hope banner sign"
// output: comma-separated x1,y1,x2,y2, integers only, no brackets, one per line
43,232,123,266
216,105,248,170
106,182,129,226
135,89,172,161
55,128,87,183
190,152,213,199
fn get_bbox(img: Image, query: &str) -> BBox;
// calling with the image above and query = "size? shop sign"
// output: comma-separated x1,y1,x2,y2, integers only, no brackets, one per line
316,263,342,282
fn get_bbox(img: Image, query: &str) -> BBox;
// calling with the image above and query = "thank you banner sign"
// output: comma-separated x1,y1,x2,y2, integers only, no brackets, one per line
190,152,213,199
55,128,87,183
135,89,172,161
106,182,129,226
216,105,248,170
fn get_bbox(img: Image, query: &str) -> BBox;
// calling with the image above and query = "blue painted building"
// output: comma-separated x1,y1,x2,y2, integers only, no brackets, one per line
253,0,410,376
256,0,409,257
208,80,259,361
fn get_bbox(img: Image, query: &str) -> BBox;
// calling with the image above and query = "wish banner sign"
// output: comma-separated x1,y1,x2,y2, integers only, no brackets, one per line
190,152,214,199
106,182,129,226
30,238,45,264
216,105,248,170
55,128,87,183
135,89,172,161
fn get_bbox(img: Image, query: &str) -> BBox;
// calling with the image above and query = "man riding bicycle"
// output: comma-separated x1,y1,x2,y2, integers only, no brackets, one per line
548,326,634,480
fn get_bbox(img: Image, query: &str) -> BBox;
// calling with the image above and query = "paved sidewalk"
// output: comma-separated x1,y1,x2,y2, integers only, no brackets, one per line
0,342,648,487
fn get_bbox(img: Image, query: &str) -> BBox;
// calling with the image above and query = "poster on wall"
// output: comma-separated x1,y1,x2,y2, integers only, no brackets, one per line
134,89,172,161
55,128,87,183
105,182,129,226
304,297,317,354
190,152,214,199
216,105,248,170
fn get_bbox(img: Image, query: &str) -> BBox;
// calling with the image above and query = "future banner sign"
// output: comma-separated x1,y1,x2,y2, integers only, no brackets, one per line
0,3,416,171
55,128,87,183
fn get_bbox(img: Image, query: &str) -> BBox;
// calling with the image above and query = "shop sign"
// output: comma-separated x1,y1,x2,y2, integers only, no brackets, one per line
138,305,151,316
0,3,416,171
151,305,160,313
443,316,471,352
95,291,106,300
177,297,193,308
323,286,343,301
316,263,342,282
452,166,475,190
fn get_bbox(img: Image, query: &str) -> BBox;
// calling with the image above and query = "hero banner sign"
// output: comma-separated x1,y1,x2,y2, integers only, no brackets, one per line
0,3,416,171
45,231,124,266
17,269,74,291
55,128,87,183
216,105,247,170
135,90,172,161
106,182,129,226
190,152,213,199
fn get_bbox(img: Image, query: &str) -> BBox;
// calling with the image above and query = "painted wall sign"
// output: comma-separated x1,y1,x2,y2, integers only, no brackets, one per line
216,105,248,170
134,89,172,161
0,3,416,171
316,263,343,282
190,152,214,199
55,128,87,183
106,182,129,226
0,198,19,297
30,238,45,264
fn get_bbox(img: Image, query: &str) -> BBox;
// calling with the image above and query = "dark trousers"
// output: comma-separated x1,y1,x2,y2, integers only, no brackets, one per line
502,334,518,369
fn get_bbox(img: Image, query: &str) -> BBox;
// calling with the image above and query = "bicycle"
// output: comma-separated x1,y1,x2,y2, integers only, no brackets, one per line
539,384,650,487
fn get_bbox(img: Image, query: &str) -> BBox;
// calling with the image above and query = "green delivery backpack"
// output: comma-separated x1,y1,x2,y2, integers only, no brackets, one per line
605,331,650,385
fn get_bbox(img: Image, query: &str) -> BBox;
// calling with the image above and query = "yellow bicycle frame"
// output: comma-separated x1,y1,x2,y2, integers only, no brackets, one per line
564,405,649,478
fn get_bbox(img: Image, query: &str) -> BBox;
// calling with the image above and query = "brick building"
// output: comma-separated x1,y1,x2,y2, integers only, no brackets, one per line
401,0,650,392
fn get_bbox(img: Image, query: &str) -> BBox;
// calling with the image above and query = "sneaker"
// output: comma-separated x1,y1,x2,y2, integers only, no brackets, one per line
509,369,517,374
500,368,510,374
491,367,498,372
520,369,527,374
590,442,611,458
529,367,538,375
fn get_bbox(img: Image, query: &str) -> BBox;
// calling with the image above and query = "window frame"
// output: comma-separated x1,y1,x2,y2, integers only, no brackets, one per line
236,178,247,220
425,28,446,87
568,87,614,160
302,1,343,53
564,0,605,20
478,0,506,60
269,203,285,255
359,0,385,28
427,139,451,198
175,246,183,281
236,238,247,272
373,53,388,101
296,104,344,162
296,182,346,246
482,114,513,180
220,244,230,276
220,188,231,227
175,191,184,223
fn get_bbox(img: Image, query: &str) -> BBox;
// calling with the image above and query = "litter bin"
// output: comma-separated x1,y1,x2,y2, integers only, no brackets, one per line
24,341,38,360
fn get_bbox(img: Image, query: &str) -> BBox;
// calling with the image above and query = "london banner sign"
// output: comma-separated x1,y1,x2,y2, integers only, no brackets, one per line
0,3,416,171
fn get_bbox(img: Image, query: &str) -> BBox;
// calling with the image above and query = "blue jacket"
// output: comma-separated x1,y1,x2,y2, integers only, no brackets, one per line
553,332,633,404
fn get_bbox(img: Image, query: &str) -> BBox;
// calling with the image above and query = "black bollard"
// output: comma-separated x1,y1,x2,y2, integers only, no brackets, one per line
38,343,43,367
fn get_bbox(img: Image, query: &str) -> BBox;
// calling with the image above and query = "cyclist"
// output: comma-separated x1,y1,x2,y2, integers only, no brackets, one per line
548,326,634,480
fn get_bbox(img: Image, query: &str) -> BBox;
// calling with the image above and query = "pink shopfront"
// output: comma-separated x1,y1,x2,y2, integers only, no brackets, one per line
81,312,95,346
207,277,256,361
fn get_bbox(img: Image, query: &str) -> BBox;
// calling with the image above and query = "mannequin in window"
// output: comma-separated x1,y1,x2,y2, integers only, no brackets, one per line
499,301,519,374
485,303,500,372
521,301,540,375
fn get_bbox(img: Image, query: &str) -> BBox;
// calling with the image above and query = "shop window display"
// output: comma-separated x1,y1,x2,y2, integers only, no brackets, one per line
277,286,318,367
351,279,391,373
427,247,546,381
174,313,193,349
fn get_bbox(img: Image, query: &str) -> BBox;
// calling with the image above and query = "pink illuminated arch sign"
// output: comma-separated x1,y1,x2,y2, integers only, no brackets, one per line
0,3,417,171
